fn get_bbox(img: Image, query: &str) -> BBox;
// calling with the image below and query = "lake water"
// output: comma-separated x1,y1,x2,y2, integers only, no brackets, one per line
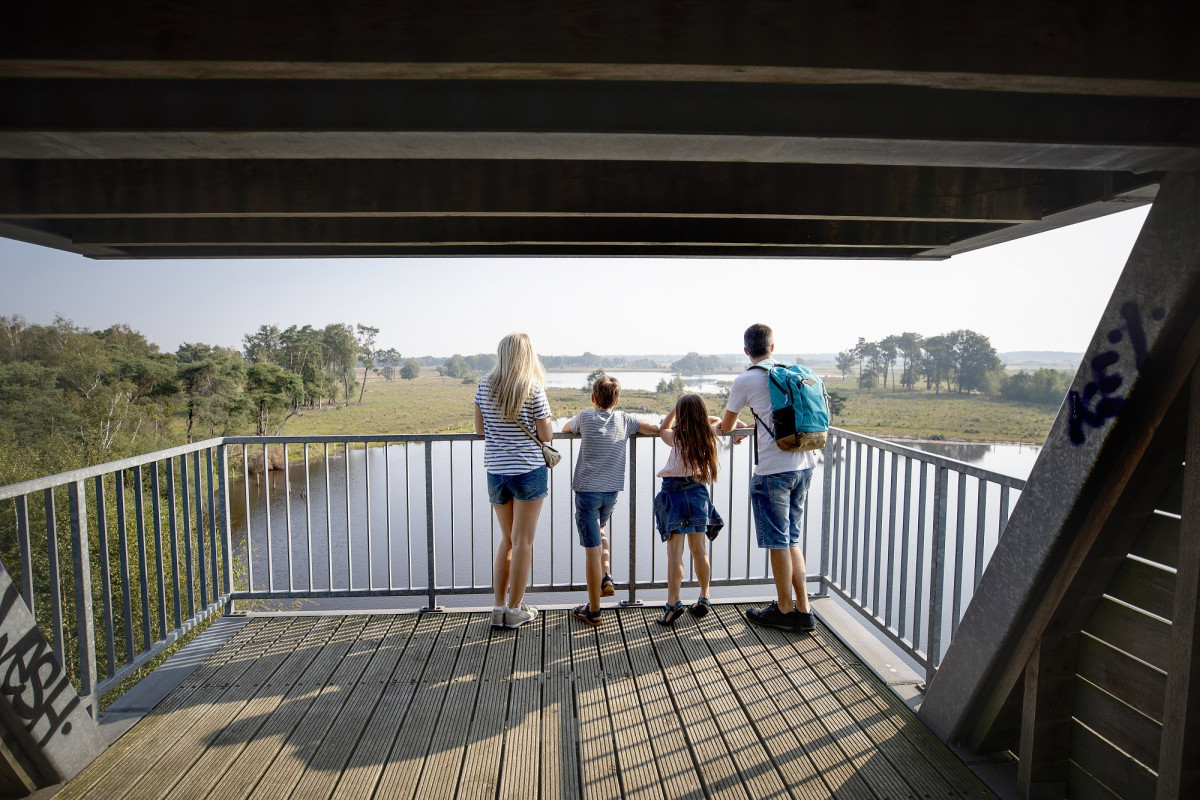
544,370,738,394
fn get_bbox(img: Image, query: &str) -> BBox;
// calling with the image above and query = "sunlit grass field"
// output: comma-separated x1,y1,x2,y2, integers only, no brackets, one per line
279,369,1060,444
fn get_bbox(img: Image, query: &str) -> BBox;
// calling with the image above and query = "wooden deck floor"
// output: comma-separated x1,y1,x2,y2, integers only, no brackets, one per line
61,605,997,799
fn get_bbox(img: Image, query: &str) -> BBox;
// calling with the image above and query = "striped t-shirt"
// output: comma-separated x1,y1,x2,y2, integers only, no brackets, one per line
568,409,642,492
474,376,553,475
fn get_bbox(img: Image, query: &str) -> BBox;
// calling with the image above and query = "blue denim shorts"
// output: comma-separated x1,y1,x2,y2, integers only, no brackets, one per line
487,466,549,505
574,490,618,548
750,469,813,550
653,477,724,542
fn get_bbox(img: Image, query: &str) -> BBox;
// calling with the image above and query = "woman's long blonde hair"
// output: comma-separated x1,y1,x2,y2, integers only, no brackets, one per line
486,333,546,420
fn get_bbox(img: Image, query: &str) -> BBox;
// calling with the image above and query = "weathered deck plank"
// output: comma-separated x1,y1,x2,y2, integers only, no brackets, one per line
69,607,999,800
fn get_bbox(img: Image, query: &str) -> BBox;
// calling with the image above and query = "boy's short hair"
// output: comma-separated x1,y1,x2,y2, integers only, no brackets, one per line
592,375,621,409
744,323,774,358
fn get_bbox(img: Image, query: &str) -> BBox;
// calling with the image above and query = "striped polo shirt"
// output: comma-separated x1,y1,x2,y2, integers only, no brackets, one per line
568,409,642,492
474,376,552,475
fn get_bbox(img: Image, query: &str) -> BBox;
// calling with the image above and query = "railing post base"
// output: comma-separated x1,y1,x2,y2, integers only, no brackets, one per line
619,599,644,607
419,605,446,613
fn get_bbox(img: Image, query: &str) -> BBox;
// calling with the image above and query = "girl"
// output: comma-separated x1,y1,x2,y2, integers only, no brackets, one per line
474,333,553,629
652,393,724,625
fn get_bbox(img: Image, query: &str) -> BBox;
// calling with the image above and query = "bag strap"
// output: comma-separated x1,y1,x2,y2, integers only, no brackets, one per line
514,418,546,447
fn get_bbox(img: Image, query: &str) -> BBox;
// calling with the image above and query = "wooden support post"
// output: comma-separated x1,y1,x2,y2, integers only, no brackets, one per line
1157,363,1200,798
1018,635,1076,800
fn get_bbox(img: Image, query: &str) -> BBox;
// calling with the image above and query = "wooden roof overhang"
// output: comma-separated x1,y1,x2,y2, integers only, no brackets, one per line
1,1,1197,259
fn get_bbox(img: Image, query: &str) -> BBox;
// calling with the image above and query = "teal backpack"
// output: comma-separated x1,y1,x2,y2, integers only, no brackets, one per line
749,362,830,452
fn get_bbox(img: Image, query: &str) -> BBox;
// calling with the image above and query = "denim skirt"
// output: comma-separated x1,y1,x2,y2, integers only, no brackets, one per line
652,477,724,542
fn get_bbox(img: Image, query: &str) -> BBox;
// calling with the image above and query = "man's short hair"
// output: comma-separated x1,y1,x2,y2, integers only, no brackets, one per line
744,324,774,358
592,375,621,409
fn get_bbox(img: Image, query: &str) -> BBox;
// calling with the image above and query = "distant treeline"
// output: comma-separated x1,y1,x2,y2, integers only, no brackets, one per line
834,330,1073,404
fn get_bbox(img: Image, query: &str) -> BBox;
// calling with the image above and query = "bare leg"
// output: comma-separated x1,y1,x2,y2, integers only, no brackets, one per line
790,546,811,613
600,531,611,578
492,501,515,606
665,535,687,606
770,549,795,613
686,533,711,600
584,545,603,611
506,497,545,608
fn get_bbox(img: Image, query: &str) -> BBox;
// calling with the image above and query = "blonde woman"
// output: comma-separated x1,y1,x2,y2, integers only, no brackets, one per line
473,333,553,629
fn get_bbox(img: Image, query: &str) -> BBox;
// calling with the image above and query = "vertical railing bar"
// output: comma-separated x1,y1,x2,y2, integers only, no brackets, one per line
282,442,293,592
861,445,875,604
344,442,352,591
549,443,555,589
744,433,753,580
262,444,274,594
404,443,412,588
166,458,183,628
568,438,575,589
217,446,234,604
927,465,949,685
179,454,196,619
16,496,34,613
727,432,736,580
840,440,852,589
93,476,116,678
446,442,452,589
193,451,208,610
114,470,135,662
242,449,254,595
304,443,313,592
386,442,395,592
872,448,885,616
132,467,151,653
999,485,1012,538
627,436,637,604
820,436,834,594
324,442,332,592
913,462,928,653
424,442,437,610
831,438,843,587
898,457,913,640
851,442,864,598
68,480,97,717
974,479,988,590
146,464,168,633
365,441,374,590
885,451,899,626
951,472,967,636
44,488,66,660
206,449,219,603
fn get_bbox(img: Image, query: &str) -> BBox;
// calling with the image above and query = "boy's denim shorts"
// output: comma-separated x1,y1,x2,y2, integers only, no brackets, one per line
487,466,549,505
574,490,618,548
750,469,813,549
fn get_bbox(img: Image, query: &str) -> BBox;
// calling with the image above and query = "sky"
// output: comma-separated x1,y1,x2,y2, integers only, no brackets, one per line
0,205,1149,358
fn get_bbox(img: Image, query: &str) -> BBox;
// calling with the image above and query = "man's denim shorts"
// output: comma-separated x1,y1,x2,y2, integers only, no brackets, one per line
574,490,618,548
750,469,813,550
487,466,549,505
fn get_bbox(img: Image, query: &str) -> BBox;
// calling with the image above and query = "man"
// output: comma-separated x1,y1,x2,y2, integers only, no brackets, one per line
720,323,817,632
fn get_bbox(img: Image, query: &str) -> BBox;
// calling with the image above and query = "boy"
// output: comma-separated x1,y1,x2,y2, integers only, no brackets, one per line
562,375,658,625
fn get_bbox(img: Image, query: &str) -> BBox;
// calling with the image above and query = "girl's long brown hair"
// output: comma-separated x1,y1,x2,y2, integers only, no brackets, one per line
671,393,719,482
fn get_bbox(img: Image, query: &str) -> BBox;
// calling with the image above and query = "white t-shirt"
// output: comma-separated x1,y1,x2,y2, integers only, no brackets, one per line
726,360,817,476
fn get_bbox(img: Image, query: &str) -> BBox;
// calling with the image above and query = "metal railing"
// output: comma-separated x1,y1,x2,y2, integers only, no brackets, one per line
0,426,1024,712
821,429,1026,684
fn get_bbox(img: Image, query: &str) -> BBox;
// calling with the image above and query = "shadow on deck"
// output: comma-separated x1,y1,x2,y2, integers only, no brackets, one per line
59,604,995,800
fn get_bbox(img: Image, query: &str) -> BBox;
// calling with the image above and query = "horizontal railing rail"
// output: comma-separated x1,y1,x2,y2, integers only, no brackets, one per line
1,425,1026,711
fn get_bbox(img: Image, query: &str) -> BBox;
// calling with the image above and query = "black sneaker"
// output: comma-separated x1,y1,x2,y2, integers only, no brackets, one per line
792,610,816,632
745,602,799,631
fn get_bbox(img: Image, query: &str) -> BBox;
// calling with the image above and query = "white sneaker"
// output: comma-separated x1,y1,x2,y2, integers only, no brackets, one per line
491,605,506,628
504,603,538,629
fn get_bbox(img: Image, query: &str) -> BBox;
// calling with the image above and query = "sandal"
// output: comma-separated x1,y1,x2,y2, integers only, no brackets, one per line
572,603,602,627
600,574,616,597
656,601,686,626
689,597,712,619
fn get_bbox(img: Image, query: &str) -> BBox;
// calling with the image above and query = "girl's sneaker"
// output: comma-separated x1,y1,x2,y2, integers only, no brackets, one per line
491,605,506,628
